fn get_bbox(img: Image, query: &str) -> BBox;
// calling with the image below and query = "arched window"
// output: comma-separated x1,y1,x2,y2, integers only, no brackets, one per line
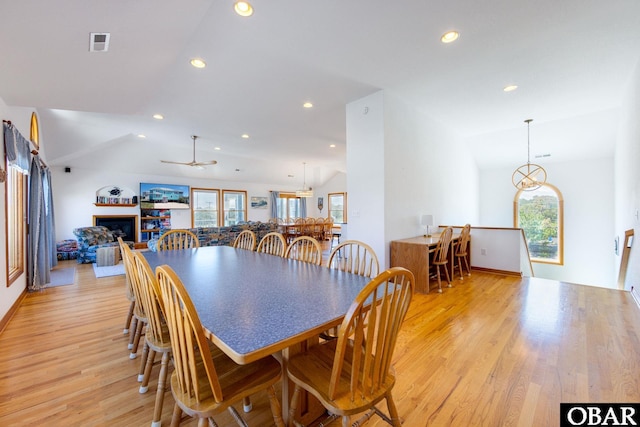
514,183,564,265
30,112,40,149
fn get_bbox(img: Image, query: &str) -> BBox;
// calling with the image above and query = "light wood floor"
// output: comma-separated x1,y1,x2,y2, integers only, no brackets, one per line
1,259,640,427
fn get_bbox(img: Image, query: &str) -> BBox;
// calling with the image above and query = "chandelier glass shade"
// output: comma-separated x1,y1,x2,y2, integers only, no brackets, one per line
512,119,547,191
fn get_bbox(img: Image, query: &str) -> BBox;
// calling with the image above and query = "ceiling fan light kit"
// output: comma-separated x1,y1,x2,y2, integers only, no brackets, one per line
160,135,217,168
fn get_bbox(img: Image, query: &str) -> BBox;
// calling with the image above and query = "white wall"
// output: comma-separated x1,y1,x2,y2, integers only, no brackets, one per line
614,59,640,291
480,157,615,287
345,91,387,262
51,168,304,242
469,228,523,273
346,91,480,268
304,171,347,219
384,93,480,238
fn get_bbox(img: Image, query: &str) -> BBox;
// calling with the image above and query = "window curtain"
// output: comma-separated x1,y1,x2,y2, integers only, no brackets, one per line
269,191,279,219
4,121,57,291
28,156,54,290
44,168,57,271
4,122,30,173
300,197,307,218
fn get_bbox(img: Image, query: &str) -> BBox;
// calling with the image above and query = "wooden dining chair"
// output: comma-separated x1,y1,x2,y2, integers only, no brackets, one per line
256,232,287,257
131,251,173,427
117,237,138,349
322,217,333,241
327,240,380,279
156,229,200,251
286,267,415,427
119,240,149,375
303,217,315,237
285,236,323,265
313,218,325,240
323,240,381,341
455,224,472,280
155,265,285,427
285,217,304,243
232,229,256,251
430,226,454,293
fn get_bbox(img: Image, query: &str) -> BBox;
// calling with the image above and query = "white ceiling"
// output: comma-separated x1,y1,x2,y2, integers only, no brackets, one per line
1,0,639,187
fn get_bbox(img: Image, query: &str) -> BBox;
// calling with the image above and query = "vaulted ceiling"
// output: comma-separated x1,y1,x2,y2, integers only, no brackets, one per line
1,0,639,188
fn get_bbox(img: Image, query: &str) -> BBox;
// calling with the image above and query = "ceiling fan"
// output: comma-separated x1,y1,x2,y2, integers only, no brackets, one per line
160,135,217,169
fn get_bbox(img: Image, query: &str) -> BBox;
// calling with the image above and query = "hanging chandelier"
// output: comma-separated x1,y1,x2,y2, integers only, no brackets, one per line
295,162,314,198
512,119,547,191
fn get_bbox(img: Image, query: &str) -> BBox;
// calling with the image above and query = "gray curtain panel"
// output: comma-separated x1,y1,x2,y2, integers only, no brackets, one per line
270,191,279,219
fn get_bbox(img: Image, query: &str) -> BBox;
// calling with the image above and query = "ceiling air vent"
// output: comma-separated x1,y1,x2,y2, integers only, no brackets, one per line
89,32,110,52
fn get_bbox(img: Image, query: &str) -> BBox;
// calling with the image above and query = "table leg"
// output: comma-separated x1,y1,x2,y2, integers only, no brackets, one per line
279,338,326,426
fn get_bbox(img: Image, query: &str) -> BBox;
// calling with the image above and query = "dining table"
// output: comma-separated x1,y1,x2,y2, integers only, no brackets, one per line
142,245,371,424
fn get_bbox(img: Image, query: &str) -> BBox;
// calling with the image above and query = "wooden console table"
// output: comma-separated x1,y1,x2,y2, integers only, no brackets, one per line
390,234,469,294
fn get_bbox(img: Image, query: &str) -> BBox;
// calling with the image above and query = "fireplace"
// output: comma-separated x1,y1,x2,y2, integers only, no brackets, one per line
93,215,138,242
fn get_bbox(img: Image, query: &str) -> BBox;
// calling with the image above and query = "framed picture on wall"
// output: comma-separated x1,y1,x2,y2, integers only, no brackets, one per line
140,182,190,209
250,196,268,209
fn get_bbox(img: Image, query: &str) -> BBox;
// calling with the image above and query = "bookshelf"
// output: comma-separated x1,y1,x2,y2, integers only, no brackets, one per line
140,208,171,242
95,185,137,206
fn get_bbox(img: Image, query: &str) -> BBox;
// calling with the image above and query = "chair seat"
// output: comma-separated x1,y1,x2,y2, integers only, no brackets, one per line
287,340,396,416
171,344,282,418
144,320,172,353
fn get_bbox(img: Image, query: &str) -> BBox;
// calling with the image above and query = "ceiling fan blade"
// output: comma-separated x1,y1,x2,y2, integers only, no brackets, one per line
160,160,190,165
192,160,218,166
160,135,218,168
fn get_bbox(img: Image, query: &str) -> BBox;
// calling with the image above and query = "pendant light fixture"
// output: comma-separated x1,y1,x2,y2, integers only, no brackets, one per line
512,119,547,191
295,162,313,198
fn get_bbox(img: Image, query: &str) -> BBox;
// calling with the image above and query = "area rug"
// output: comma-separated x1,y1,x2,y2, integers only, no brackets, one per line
46,267,76,287
93,262,125,278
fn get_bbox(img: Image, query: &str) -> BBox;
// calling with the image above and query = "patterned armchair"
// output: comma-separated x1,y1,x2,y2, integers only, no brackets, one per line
73,226,121,264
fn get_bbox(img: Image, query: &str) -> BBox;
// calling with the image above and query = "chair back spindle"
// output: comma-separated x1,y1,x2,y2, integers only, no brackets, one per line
156,265,224,404
455,224,472,279
256,232,287,257
430,226,454,292
327,240,380,278
329,268,414,400
157,230,200,251
285,236,323,265
131,252,170,347
233,229,257,251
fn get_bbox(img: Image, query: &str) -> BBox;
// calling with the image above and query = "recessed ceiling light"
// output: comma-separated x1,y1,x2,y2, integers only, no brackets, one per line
503,85,518,92
190,58,206,69
329,144,336,148
441,31,460,43
303,102,313,109
234,1,253,17
153,114,164,120
137,134,146,138
214,147,221,151
241,134,249,139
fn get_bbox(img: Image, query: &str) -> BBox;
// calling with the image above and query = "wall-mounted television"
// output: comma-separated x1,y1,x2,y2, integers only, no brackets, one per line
139,182,190,209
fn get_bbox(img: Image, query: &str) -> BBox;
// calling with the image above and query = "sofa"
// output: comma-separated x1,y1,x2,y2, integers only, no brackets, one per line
148,221,278,251
72,225,124,264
